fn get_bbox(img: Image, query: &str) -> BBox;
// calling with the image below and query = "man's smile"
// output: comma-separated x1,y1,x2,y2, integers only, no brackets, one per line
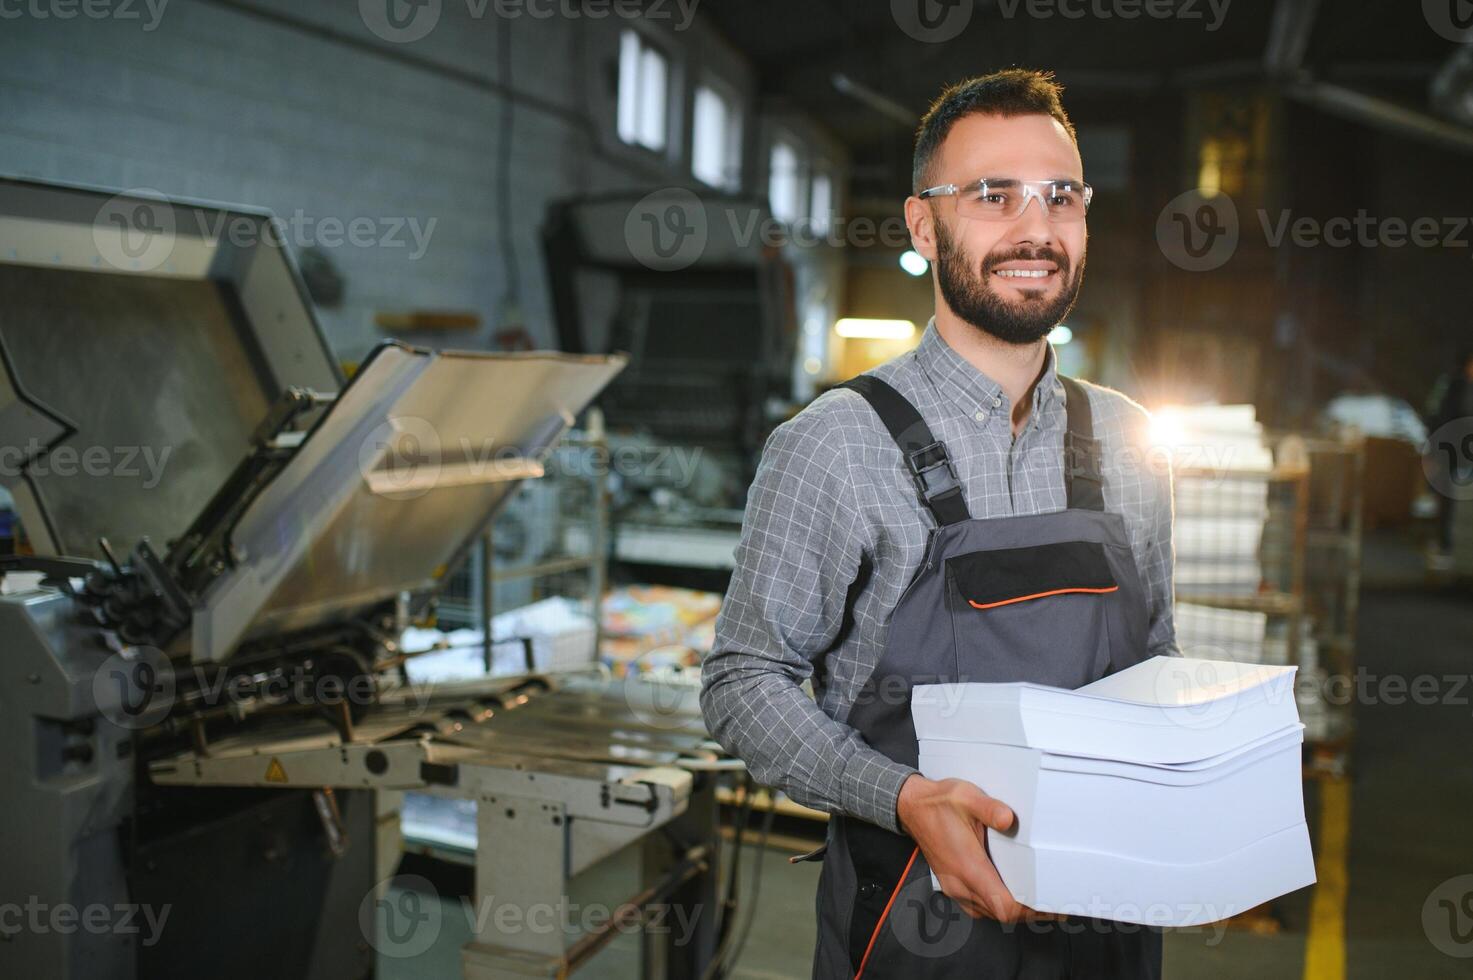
990,259,1061,289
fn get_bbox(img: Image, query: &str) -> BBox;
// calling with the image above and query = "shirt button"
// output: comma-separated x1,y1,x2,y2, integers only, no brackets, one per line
974,411,986,422
992,395,1002,407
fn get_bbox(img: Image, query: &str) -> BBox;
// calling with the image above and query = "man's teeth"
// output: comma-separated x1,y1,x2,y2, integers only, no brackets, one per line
995,269,1052,278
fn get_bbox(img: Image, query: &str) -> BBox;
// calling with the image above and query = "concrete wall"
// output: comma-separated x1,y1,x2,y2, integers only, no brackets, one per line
0,0,800,364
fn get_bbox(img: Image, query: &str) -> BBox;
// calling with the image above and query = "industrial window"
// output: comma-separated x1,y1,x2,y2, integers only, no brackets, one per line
768,139,802,224
617,30,668,151
809,170,832,234
692,83,741,190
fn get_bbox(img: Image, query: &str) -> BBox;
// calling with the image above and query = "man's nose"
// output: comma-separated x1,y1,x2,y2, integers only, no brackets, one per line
1007,191,1055,246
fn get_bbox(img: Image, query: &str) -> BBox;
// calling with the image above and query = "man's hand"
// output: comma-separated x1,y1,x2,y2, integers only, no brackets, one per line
896,774,1059,924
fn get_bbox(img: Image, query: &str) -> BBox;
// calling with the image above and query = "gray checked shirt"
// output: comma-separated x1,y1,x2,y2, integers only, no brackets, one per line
701,320,1178,834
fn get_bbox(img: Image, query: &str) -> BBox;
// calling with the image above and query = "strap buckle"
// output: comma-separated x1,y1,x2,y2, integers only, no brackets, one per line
1065,432,1104,483
906,441,960,503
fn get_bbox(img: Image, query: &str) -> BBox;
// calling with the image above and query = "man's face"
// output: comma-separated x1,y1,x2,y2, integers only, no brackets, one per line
910,113,1088,345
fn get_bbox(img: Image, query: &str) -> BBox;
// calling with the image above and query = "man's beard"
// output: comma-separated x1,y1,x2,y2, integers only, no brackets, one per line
934,220,1085,345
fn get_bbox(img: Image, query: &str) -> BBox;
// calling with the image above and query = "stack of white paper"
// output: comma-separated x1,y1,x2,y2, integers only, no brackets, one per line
1160,404,1273,600
402,596,597,682
1175,601,1270,663
1156,404,1274,474
912,657,1315,926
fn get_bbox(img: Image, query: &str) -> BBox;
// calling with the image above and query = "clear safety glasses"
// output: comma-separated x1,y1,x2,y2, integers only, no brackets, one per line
917,177,1093,223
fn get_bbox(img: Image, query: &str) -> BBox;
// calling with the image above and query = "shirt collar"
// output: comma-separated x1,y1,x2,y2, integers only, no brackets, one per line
913,317,1065,423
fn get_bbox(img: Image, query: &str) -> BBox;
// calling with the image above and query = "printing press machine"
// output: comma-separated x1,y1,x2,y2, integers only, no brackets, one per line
0,178,727,980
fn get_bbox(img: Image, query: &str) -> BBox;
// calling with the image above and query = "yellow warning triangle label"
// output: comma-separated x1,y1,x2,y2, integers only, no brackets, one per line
263,757,288,783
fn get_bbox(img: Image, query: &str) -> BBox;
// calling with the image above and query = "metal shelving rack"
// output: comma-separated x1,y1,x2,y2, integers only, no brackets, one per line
1173,431,1364,775
1299,432,1366,775
1173,453,1311,671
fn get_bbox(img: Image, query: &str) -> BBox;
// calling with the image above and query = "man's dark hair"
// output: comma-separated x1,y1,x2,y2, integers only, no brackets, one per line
912,69,1078,194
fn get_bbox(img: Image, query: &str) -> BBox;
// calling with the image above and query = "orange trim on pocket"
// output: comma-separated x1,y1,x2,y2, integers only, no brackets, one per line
854,846,920,980
967,585,1119,610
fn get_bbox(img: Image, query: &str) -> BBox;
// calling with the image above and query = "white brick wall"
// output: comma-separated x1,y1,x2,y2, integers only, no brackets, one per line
0,0,757,361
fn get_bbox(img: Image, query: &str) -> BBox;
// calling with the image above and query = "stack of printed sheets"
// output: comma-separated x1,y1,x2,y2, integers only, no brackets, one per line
912,657,1316,926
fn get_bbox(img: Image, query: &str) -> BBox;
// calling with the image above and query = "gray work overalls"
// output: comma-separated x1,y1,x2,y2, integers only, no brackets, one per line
811,374,1162,980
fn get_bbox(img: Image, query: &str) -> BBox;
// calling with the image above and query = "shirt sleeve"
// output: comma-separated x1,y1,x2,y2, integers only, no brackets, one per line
700,403,917,833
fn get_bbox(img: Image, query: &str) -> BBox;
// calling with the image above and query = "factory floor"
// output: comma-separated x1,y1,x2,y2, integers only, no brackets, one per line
383,528,1473,979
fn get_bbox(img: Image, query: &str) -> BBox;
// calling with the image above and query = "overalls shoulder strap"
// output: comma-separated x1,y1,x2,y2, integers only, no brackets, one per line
1059,374,1106,512
838,373,1108,520
836,375,970,526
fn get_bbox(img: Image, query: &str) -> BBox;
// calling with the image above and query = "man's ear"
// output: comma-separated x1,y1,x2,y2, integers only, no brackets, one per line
905,195,939,261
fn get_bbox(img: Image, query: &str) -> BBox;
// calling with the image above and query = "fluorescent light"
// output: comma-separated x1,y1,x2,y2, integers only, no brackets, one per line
1048,324,1073,345
899,249,928,276
835,318,916,340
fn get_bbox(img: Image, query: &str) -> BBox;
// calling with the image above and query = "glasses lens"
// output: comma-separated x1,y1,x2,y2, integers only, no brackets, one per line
1045,182,1089,221
953,179,1091,222
956,179,1021,220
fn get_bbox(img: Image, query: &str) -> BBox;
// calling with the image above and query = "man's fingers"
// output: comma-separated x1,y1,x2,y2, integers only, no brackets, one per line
941,865,1028,925
988,890,1029,924
1004,898,1065,923
935,873,998,922
964,845,1010,895
960,786,1015,833
938,877,1065,925
933,820,1024,923
957,852,1052,925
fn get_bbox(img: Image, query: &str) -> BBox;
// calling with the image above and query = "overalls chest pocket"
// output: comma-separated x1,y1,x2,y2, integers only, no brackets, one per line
945,538,1118,688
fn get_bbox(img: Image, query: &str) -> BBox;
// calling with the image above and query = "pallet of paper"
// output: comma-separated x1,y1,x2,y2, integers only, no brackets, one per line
912,657,1316,926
